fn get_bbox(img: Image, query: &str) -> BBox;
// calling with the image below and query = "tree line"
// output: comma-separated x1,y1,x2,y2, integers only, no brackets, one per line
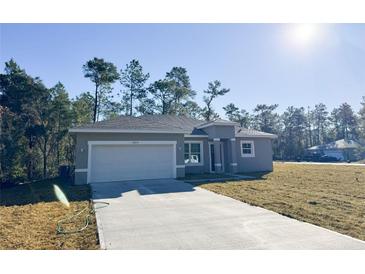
81,57,230,122
224,102,365,160
1,57,365,183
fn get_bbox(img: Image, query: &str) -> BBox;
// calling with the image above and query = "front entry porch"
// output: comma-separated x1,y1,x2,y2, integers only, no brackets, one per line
208,138,238,174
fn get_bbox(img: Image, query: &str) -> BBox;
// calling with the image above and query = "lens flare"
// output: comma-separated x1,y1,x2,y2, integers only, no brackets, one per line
53,184,70,207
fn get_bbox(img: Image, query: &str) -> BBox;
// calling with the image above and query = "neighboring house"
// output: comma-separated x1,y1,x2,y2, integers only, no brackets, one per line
306,139,362,161
69,115,277,184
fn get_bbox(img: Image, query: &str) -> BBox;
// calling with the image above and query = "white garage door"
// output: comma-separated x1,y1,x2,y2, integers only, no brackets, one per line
89,143,176,183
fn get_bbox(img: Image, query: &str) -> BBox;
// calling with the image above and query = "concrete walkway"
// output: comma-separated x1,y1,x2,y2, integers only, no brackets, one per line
91,179,365,249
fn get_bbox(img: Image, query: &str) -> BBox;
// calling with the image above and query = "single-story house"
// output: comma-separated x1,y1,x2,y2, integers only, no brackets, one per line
306,139,362,161
69,115,277,184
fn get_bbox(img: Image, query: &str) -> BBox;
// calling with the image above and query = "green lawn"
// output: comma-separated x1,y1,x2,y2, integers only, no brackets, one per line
0,179,99,249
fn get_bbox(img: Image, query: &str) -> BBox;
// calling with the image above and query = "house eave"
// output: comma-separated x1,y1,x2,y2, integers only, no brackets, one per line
184,134,209,138
69,128,188,134
196,121,239,129
235,134,278,139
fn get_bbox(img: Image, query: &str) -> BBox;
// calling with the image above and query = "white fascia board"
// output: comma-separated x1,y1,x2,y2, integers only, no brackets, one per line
88,140,177,145
184,134,208,138
69,128,187,134
235,134,278,139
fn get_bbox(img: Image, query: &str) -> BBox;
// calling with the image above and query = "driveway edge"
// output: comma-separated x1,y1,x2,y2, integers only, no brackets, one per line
92,198,107,250
94,205,106,250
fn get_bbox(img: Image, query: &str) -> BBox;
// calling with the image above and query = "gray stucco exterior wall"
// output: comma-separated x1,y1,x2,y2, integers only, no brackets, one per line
202,125,235,139
235,137,274,173
74,171,87,185
183,137,210,174
222,140,230,172
72,126,275,184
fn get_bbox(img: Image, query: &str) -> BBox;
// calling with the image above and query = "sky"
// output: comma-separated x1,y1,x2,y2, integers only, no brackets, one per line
1,23,365,117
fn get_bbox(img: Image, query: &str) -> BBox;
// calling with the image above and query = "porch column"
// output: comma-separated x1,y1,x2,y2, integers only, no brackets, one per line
229,138,238,173
213,138,223,173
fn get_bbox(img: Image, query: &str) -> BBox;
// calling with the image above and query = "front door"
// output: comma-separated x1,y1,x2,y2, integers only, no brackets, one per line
209,142,224,173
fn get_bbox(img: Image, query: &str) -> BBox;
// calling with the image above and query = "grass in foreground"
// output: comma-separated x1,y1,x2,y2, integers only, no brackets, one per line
195,162,365,241
0,179,99,249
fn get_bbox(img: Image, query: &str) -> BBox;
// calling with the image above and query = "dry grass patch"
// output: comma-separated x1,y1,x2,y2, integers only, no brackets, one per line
196,163,365,241
0,179,99,250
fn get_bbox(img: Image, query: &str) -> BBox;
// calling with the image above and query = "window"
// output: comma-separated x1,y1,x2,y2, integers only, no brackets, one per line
184,142,203,165
240,140,255,157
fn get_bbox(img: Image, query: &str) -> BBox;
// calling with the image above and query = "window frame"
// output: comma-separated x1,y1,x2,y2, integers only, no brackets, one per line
184,141,204,166
240,140,255,158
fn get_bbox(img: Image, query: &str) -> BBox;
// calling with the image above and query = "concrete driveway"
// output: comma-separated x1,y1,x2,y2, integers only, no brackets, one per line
91,179,365,249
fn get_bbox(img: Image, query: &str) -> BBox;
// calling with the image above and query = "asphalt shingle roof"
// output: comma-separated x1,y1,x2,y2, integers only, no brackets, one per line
235,127,277,138
71,115,276,138
71,115,206,134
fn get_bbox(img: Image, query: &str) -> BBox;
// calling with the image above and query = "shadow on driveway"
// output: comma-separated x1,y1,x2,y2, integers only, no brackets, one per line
91,179,195,200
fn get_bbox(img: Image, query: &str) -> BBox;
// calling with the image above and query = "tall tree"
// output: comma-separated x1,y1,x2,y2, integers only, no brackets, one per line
82,57,119,123
305,106,314,148
359,96,365,139
34,105,56,179
0,59,49,181
72,92,94,126
281,106,307,159
179,100,202,119
165,67,195,114
49,82,72,167
223,103,251,127
223,103,239,121
148,79,175,114
201,80,230,121
102,101,123,120
135,98,156,115
330,103,358,140
252,104,279,133
148,67,195,115
120,59,150,116
312,103,329,145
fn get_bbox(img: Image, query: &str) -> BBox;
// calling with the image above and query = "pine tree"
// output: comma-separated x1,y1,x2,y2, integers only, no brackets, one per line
223,103,251,127
330,103,358,140
358,96,365,140
252,104,280,133
201,80,230,121
72,92,94,126
83,58,119,123
165,67,195,114
120,60,150,116
312,103,329,145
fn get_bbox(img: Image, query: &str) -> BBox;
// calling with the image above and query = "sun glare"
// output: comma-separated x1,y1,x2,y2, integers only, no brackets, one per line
291,24,319,47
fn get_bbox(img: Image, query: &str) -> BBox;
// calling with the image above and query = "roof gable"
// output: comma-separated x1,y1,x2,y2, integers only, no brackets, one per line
196,118,239,129
235,127,277,139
